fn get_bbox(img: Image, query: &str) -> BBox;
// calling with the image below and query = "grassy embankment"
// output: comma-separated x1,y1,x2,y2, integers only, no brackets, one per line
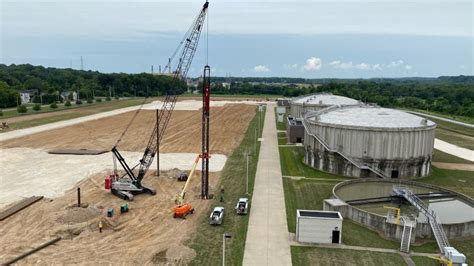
188,106,265,266
0,98,154,131
410,109,474,125
432,149,474,164
424,115,474,150
291,246,406,266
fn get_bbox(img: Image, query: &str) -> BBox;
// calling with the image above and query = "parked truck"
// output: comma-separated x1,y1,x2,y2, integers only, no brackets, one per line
235,198,249,215
209,207,224,225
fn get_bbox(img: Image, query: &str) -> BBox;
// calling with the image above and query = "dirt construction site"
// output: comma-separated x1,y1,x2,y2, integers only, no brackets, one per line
0,101,257,264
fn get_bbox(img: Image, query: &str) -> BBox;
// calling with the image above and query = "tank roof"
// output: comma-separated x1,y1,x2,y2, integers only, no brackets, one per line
308,106,435,129
292,93,359,106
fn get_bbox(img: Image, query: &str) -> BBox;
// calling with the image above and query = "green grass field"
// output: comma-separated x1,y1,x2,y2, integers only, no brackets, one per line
417,167,474,197
291,246,406,266
279,146,348,180
411,109,474,125
188,107,265,266
283,178,337,233
412,256,439,266
1,98,152,131
432,149,474,164
0,98,142,119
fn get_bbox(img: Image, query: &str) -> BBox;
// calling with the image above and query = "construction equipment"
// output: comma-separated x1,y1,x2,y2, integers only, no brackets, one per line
209,207,224,225
105,1,209,200
235,198,249,215
172,155,200,218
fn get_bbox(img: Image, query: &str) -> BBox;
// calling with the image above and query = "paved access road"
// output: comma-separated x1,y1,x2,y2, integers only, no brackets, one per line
243,104,292,266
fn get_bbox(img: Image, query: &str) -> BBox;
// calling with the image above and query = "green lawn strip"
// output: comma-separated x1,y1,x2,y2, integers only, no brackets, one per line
412,256,439,266
427,116,474,137
277,131,286,137
279,146,348,180
1,98,146,119
291,246,406,266
1,98,152,131
417,167,474,197
188,107,265,266
283,178,335,233
341,220,399,249
278,137,288,145
412,239,474,265
411,109,474,125
435,129,474,150
432,149,474,164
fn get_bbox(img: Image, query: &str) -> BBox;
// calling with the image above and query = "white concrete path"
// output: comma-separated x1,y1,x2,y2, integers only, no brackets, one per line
243,104,292,266
434,139,474,162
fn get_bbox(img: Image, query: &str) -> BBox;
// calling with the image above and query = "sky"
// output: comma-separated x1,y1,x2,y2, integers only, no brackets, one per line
0,0,473,78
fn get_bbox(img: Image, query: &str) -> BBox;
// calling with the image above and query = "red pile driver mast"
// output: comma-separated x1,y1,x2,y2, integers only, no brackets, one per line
201,65,211,199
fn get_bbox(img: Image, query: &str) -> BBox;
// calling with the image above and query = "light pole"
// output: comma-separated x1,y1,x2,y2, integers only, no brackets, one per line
243,152,251,195
222,233,232,266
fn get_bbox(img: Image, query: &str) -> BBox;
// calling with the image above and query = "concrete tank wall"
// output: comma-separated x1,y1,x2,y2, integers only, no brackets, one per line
303,112,435,178
326,179,474,241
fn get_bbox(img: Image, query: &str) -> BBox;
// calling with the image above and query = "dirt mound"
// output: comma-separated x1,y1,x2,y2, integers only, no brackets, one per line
56,205,101,224
166,244,197,264
0,169,221,264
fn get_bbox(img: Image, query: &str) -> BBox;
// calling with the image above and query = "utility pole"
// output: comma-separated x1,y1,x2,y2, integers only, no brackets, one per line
254,127,257,155
156,108,160,176
151,65,154,74
222,233,232,266
80,56,83,71
244,152,250,195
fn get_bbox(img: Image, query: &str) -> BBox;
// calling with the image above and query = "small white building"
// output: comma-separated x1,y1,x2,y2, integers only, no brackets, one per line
296,209,343,244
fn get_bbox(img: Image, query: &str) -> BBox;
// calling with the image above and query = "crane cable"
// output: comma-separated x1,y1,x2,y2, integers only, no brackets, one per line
113,97,148,148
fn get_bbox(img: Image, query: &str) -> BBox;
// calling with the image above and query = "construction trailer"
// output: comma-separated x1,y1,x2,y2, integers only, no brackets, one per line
296,210,343,244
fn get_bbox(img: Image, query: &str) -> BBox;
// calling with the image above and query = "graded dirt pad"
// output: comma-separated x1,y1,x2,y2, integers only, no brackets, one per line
0,104,256,156
0,170,220,264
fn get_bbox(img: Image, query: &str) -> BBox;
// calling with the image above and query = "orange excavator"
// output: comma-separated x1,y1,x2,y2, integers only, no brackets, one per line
172,155,200,218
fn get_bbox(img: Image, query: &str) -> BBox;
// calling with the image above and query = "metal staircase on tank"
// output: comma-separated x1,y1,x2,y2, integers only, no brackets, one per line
399,216,414,253
302,119,390,179
393,186,450,254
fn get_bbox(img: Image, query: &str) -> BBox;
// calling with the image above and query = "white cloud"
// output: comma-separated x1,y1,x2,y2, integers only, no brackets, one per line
253,65,270,72
303,57,322,71
284,63,298,69
330,59,409,71
388,60,404,67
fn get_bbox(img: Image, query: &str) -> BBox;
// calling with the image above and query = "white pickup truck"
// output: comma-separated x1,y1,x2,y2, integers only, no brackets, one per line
235,198,249,215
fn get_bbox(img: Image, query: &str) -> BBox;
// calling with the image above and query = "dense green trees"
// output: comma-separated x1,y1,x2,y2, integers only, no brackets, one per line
0,64,187,108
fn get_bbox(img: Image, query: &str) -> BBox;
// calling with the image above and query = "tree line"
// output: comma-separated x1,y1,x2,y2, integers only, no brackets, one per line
0,64,186,108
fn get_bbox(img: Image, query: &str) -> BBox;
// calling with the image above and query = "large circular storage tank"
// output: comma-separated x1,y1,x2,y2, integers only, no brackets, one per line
290,93,360,118
303,105,436,178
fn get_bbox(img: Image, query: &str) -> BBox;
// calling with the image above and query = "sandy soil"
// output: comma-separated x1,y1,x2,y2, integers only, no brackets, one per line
0,148,227,208
1,104,256,156
0,170,220,264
